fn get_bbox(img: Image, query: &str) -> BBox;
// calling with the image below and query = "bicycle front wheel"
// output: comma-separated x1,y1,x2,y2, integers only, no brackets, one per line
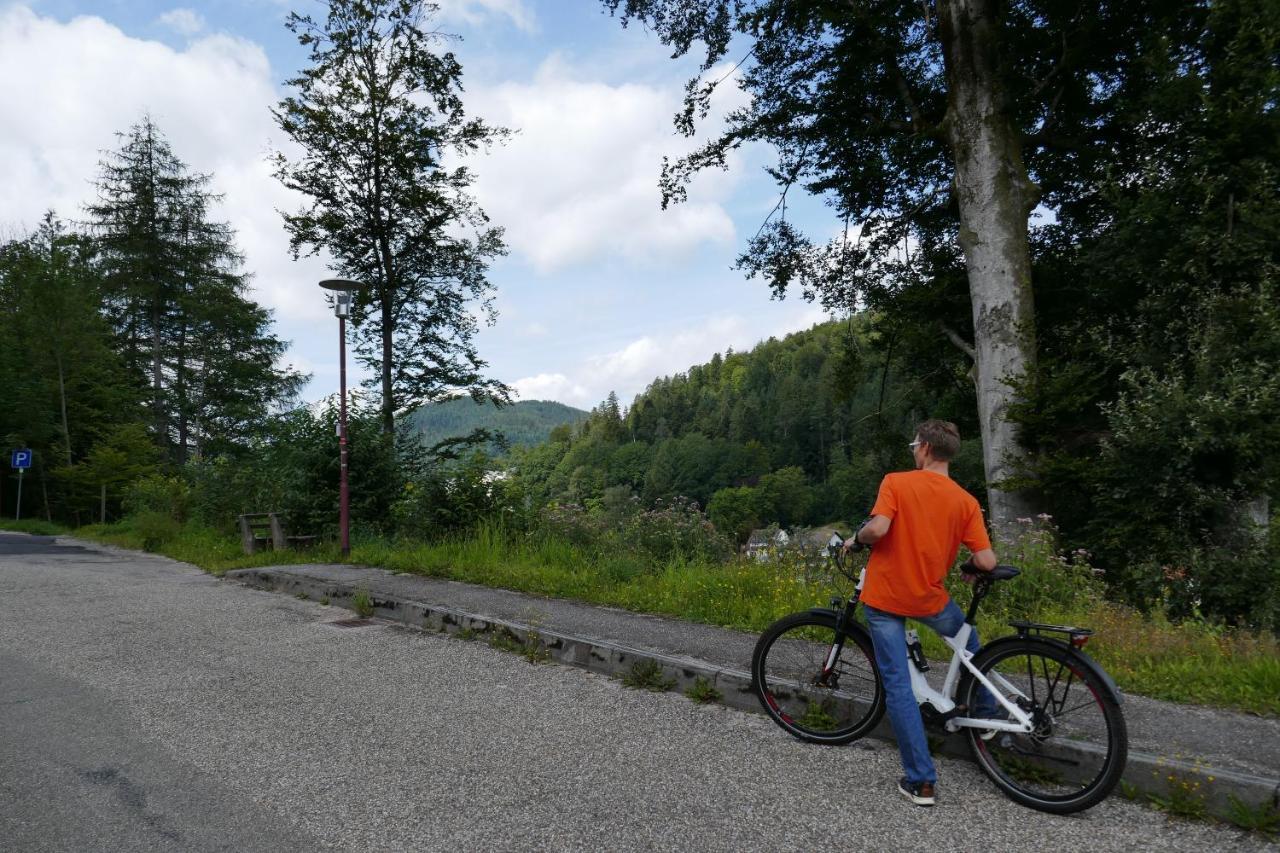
961,638,1128,814
751,611,884,745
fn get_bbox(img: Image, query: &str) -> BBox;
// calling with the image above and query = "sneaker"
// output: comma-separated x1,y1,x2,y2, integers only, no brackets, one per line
898,777,936,806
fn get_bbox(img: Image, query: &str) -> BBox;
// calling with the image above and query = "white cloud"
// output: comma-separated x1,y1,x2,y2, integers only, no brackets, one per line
512,372,589,404
467,55,747,274
0,5,333,333
156,8,204,36
511,302,831,409
437,0,535,32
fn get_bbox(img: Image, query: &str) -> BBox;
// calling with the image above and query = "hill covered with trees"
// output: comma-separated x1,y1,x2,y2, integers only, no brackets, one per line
503,318,988,540
407,397,588,453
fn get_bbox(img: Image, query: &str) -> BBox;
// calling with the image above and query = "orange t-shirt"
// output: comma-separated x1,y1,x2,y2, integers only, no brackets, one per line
860,470,992,617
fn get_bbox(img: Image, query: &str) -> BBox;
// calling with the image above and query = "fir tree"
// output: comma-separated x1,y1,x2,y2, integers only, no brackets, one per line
87,116,303,461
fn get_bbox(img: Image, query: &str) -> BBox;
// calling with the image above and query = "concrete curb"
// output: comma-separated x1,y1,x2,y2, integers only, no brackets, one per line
226,566,1280,823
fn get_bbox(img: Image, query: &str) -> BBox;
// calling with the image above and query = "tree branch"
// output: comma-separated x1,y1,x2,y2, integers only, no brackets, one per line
939,322,976,360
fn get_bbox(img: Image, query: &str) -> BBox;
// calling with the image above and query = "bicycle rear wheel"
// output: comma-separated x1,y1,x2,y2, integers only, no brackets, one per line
751,611,884,744
961,638,1127,814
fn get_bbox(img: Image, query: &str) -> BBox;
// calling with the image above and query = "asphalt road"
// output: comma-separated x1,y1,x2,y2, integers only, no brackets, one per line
0,533,1271,852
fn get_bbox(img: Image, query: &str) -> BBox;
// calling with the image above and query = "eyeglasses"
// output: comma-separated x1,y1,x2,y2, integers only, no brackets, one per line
907,440,923,451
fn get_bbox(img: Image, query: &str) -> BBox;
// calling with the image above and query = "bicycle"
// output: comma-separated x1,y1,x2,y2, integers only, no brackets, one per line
751,537,1128,814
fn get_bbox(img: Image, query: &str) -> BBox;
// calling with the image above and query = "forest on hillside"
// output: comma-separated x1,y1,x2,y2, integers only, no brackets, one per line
407,398,588,453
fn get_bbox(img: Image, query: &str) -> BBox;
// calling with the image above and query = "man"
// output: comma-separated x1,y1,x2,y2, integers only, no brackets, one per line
843,419,997,807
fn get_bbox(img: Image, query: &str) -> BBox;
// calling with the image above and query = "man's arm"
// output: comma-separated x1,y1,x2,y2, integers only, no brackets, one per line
968,548,998,571
843,515,891,551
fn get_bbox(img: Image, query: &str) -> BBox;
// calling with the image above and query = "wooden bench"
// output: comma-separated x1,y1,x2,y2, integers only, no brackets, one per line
238,513,318,555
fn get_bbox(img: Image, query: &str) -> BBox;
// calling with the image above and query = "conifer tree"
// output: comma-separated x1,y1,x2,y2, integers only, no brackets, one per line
87,116,302,461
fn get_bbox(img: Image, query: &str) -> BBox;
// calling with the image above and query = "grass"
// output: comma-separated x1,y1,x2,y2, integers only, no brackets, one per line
0,518,66,536
351,588,374,618
621,659,675,691
11,515,1278,716
685,677,723,704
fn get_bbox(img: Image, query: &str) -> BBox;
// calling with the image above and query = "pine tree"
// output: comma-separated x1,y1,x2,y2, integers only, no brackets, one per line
272,0,509,436
87,116,303,461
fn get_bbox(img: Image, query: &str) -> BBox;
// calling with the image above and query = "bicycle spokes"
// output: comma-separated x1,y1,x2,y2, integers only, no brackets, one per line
967,643,1125,809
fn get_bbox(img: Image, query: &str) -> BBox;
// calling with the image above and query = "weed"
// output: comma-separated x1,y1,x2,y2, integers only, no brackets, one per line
684,677,722,704
621,658,675,692
351,588,374,618
486,627,549,663
520,630,551,664
1225,795,1280,837
455,627,480,641
295,592,310,601
797,700,838,730
488,629,523,653
320,596,330,606
1148,771,1208,820
1119,780,1140,801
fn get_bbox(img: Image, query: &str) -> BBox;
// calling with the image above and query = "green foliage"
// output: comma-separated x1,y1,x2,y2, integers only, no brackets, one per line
124,475,192,523
406,397,588,454
1007,0,1280,628
538,497,732,569
131,511,181,552
351,588,375,619
88,116,302,462
504,320,941,542
0,519,67,536
392,450,503,540
1226,794,1280,837
272,0,508,434
684,677,722,704
621,659,675,692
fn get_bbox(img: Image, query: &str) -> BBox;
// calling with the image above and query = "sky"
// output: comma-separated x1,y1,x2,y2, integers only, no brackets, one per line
0,0,838,412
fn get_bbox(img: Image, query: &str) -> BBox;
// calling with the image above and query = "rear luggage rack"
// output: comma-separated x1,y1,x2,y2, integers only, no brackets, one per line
1009,620,1094,647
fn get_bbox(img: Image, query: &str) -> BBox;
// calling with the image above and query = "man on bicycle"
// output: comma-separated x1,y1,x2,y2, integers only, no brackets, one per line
843,419,997,807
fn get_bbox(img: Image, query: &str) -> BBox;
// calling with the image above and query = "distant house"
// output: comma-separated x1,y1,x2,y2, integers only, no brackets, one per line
745,525,847,563
745,527,790,561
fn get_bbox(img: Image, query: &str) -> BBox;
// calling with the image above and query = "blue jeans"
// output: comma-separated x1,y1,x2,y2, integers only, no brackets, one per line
864,601,989,786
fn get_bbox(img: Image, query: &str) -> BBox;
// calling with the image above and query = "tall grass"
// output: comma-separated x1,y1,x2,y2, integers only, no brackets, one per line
9,515,1276,715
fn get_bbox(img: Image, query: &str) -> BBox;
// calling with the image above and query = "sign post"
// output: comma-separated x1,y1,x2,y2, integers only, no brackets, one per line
10,449,32,521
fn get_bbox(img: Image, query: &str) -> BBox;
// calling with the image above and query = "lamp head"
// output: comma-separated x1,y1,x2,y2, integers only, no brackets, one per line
318,278,367,319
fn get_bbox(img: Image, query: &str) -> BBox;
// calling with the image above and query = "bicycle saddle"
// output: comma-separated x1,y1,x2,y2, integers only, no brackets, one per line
961,563,1021,581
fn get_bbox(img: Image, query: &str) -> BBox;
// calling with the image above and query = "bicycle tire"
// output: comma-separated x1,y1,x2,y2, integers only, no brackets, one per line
960,638,1128,814
751,611,885,745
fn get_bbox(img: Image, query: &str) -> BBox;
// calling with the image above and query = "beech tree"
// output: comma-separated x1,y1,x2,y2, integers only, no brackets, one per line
272,0,509,436
603,0,1196,534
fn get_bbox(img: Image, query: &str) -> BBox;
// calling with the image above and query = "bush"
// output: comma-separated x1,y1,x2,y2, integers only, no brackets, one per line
621,497,732,563
132,510,181,552
124,474,192,523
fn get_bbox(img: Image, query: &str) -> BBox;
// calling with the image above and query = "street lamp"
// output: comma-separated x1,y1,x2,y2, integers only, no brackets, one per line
319,278,368,557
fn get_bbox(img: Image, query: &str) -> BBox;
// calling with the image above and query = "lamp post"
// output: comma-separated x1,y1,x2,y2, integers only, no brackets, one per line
319,278,367,557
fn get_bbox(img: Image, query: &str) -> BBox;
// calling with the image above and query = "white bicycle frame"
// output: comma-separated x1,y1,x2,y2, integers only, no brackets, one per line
850,565,1035,736
908,624,1036,735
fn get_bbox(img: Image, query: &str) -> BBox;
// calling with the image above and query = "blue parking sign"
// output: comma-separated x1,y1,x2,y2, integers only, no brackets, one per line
11,449,32,469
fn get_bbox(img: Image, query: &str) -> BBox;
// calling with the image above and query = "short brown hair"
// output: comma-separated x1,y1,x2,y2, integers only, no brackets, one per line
915,420,960,461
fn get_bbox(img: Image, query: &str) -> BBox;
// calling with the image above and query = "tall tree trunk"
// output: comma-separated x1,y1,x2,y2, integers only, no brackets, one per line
377,234,397,436
176,320,188,465
152,303,166,451
55,351,72,467
938,0,1040,539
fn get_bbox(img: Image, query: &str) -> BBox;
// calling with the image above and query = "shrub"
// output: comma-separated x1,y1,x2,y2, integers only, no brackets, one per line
620,497,732,564
132,510,181,552
124,474,193,522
